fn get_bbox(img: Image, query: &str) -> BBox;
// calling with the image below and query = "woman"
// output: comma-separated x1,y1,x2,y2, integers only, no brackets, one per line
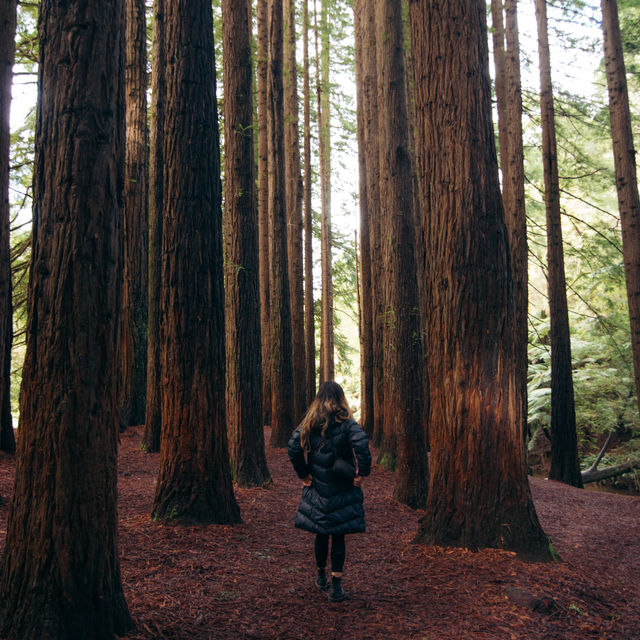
287,381,372,602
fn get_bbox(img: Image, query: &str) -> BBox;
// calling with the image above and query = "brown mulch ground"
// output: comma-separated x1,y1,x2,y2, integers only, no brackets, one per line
1,426,639,640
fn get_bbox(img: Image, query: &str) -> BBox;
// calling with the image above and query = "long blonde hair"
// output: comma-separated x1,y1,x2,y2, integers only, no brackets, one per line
298,381,352,452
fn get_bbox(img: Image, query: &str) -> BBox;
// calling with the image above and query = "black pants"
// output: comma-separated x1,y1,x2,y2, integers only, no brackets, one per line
314,533,346,573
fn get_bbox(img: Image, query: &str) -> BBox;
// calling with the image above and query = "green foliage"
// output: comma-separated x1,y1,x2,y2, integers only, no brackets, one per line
528,297,640,464
521,3,640,479
547,537,562,562
14,2,39,71
377,451,397,472
619,0,640,92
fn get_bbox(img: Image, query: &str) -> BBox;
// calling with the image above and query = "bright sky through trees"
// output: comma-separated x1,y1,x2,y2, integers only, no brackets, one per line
6,0,608,236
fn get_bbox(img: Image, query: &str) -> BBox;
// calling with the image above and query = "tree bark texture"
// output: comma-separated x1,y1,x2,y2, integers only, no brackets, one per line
267,0,295,447
257,0,272,428
151,0,241,523
119,0,149,428
284,0,307,423
303,0,316,403
375,0,428,507
353,0,374,438
0,1,133,636
359,0,384,447
409,0,550,557
0,0,16,454
143,0,165,453
601,0,640,422
534,0,583,488
403,0,430,452
221,0,270,487
491,0,529,447
316,0,334,383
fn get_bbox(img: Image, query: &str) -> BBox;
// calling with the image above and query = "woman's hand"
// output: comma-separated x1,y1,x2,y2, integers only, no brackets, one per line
302,474,312,487
353,475,364,488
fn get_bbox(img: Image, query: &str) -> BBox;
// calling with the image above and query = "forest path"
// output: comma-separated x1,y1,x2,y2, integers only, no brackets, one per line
1,425,639,639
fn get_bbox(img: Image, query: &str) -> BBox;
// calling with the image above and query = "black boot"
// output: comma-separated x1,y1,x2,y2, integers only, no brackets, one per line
329,575,346,602
316,567,329,591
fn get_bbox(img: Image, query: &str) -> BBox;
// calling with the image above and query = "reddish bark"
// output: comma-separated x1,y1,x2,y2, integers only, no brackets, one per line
535,0,583,488
0,1,132,635
151,0,240,524
601,0,640,423
410,0,550,556
491,0,529,446
284,0,307,424
221,0,270,487
0,0,16,454
302,0,316,403
142,0,165,454
360,0,384,447
257,0,272,428
120,0,149,428
316,0,334,383
267,0,295,447
374,0,428,507
353,0,374,438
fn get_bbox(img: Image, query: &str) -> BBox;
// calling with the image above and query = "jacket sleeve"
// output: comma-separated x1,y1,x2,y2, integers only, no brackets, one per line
287,429,310,479
348,421,372,477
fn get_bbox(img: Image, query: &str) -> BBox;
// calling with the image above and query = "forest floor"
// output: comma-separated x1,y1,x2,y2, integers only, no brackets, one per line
1,426,639,640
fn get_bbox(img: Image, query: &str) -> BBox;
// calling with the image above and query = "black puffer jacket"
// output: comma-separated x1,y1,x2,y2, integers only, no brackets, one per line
288,418,372,535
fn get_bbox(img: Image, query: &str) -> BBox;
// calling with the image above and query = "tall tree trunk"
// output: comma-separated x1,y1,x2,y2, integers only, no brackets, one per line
0,0,133,635
257,0,272,428
491,0,529,447
151,0,241,523
316,0,334,383
303,0,316,403
409,0,550,557
403,0,429,451
534,0,583,488
143,0,165,453
360,0,384,447
353,0,374,438
222,0,271,487
375,0,428,507
120,0,149,428
268,0,295,447
0,0,16,454
601,0,640,422
284,0,307,422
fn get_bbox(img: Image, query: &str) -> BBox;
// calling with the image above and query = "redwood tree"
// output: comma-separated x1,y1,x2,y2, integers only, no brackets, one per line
360,0,384,446
151,0,240,523
284,0,307,423
0,0,133,635
142,0,166,453
375,0,428,506
353,0,374,437
409,0,550,556
316,0,335,382
222,0,271,487
0,0,16,454
491,0,528,446
601,0,640,422
257,0,272,428
534,0,583,488
302,0,316,403
268,0,295,447
142,0,166,452
119,0,149,428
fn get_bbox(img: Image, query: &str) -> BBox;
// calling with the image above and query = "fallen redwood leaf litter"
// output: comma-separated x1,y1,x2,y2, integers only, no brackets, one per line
0,425,638,639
